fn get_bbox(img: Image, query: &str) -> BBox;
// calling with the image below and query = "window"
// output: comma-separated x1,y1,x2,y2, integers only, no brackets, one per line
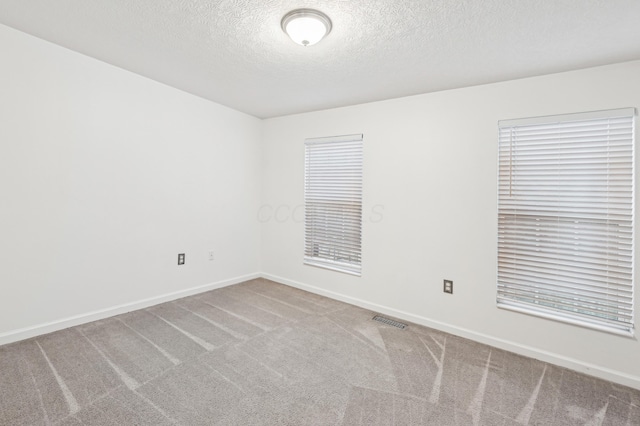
497,108,635,335
304,134,363,275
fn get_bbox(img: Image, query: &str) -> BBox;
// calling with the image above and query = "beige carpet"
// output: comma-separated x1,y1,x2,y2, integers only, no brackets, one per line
1,278,638,425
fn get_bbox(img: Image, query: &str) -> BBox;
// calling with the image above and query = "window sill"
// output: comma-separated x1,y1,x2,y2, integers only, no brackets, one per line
497,301,635,338
304,258,361,276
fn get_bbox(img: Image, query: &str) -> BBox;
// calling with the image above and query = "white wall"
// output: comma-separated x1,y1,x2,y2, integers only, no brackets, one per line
261,60,640,389
0,24,262,341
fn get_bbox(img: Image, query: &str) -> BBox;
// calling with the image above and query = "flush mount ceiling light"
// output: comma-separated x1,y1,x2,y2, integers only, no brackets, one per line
281,9,332,46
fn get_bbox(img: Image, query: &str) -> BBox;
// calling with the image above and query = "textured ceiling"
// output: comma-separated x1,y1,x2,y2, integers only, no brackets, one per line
1,0,640,118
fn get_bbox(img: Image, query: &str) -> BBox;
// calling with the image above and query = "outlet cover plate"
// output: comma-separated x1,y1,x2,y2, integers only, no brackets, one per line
178,253,185,265
443,279,453,294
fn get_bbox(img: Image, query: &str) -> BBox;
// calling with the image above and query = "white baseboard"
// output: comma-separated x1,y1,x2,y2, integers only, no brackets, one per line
0,272,260,346
4,270,638,390
261,272,640,391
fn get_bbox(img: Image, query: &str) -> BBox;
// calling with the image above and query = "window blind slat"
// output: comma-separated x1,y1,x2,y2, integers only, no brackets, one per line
497,285,634,313
497,109,635,334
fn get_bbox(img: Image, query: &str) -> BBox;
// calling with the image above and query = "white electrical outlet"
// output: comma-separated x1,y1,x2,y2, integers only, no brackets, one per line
208,250,215,261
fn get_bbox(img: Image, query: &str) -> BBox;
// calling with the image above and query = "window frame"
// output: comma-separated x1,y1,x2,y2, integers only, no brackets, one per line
496,108,636,336
303,134,363,276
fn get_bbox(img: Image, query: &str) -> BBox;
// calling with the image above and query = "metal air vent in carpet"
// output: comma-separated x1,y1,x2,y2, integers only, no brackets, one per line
372,315,407,329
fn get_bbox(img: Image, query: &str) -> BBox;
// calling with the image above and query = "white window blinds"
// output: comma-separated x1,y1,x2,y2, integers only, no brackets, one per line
304,134,363,276
497,108,635,335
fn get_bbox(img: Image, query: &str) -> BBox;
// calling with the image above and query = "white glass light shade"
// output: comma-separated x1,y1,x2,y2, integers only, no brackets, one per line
281,9,332,46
